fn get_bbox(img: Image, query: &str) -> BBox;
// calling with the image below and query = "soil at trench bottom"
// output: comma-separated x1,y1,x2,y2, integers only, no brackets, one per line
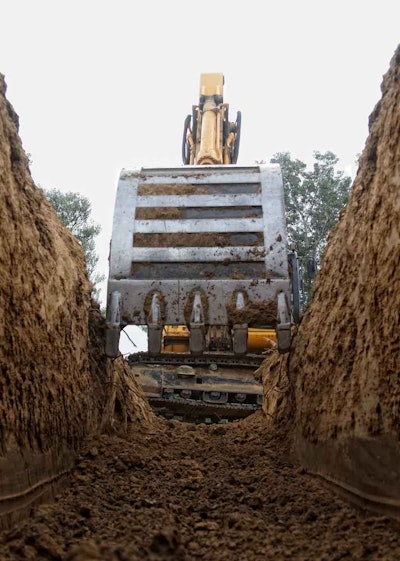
1,412,400,561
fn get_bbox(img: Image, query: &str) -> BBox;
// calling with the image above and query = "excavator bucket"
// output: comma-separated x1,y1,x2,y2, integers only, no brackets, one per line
106,163,294,357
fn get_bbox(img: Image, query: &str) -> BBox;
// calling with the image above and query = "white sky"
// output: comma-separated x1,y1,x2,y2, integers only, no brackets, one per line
1,0,399,326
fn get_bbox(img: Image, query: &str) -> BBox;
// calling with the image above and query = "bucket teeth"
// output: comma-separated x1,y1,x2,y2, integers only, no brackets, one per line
276,291,291,354
105,291,121,358
190,292,204,324
148,292,161,326
190,291,205,355
232,326,248,355
107,165,292,349
107,291,121,326
232,291,248,355
236,291,245,310
148,293,162,355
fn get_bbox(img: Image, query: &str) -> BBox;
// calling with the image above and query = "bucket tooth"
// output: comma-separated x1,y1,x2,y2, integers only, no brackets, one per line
276,291,291,353
232,291,248,355
190,292,205,355
147,292,162,355
236,291,246,310
232,326,248,355
106,291,121,358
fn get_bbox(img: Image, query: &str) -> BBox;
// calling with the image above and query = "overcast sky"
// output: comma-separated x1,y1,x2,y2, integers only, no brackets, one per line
1,0,399,318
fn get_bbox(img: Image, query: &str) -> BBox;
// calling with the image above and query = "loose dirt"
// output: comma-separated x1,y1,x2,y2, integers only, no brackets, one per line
228,299,277,326
1,414,400,560
137,184,209,196
255,350,291,424
133,232,263,248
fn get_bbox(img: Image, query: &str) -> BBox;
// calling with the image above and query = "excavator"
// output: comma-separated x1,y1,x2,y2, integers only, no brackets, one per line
106,74,300,422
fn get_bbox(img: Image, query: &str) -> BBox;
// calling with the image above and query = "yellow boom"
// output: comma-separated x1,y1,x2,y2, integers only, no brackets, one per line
182,73,241,166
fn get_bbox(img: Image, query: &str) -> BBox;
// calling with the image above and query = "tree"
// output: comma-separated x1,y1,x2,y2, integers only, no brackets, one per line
44,189,104,295
270,151,351,303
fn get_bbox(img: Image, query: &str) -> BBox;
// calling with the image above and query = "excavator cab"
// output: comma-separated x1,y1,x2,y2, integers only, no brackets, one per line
106,74,300,422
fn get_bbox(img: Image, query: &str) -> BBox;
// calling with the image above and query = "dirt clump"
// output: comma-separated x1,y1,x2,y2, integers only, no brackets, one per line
134,232,264,247
1,414,400,560
228,299,277,326
288,46,400,510
135,207,182,220
100,356,158,434
137,183,209,195
255,351,291,425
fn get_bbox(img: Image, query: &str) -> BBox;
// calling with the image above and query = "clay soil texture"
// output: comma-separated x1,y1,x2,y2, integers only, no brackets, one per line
1,414,400,561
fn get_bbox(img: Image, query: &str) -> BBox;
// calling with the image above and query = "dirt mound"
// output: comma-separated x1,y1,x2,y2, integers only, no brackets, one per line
0,75,153,529
100,355,157,434
289,47,400,512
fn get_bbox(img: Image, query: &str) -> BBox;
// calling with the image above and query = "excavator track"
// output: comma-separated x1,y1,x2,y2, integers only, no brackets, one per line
126,352,263,423
147,396,259,423
127,351,265,369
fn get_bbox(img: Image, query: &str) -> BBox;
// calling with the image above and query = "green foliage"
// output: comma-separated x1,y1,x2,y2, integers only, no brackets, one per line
44,189,104,295
271,151,351,302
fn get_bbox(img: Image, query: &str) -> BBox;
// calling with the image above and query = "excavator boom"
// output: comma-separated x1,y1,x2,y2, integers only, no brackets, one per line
182,73,241,166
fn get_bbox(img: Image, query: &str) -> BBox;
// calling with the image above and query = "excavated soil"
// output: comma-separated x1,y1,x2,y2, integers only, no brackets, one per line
134,207,260,220
255,351,291,424
0,75,148,530
1,414,400,560
137,184,209,195
228,300,278,326
288,46,400,506
135,207,182,220
133,233,264,248
0,73,111,530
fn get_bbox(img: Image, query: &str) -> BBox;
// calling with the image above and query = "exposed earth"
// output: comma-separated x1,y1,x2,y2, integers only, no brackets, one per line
1,413,400,560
